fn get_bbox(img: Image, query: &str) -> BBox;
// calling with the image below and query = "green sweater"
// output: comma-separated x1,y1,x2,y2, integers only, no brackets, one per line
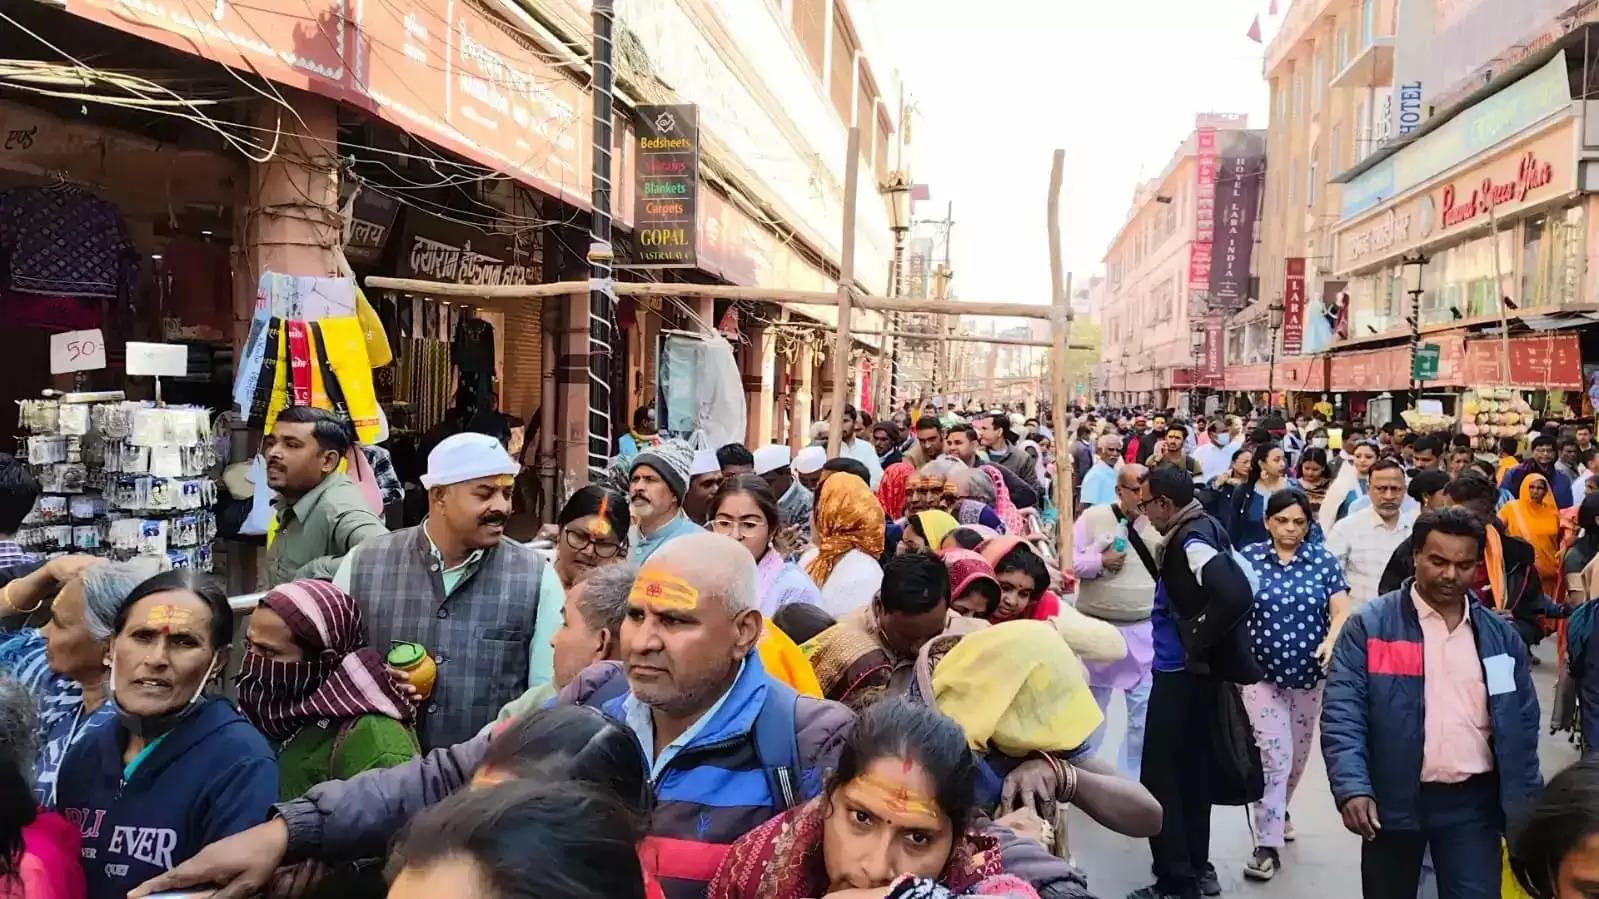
275,714,419,801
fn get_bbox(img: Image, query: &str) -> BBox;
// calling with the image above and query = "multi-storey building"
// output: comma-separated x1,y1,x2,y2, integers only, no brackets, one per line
1097,116,1265,410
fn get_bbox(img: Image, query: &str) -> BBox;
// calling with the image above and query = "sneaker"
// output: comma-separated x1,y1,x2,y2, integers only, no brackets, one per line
1244,848,1280,881
1284,815,1296,842
1200,864,1222,896
1127,886,1185,899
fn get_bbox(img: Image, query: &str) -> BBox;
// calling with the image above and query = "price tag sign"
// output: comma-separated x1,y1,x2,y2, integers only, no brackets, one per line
49,329,108,374
125,342,188,378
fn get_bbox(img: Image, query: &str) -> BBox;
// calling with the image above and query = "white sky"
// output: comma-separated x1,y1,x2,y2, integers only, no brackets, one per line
864,0,1275,306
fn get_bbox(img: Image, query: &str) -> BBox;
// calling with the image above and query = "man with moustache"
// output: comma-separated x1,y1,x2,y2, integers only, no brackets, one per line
331,432,549,751
626,439,703,563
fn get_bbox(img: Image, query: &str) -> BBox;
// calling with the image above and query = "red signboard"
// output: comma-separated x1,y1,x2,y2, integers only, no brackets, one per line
1328,346,1413,392
1188,127,1217,292
64,0,592,209
1281,258,1306,356
1226,363,1271,391
1272,355,1327,392
1461,334,1583,388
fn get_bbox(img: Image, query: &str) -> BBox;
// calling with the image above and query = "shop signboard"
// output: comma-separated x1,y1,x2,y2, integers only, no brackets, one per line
1209,135,1264,307
339,183,401,268
1329,346,1413,392
62,0,591,209
1225,363,1270,392
50,329,106,374
630,105,700,268
1281,258,1306,355
1272,356,1328,393
1333,121,1574,274
1340,55,1571,220
396,211,538,286
1412,343,1441,381
1461,334,1583,388
1189,127,1217,292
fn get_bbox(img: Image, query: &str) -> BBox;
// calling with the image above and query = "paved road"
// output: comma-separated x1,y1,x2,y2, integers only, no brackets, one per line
1068,644,1582,899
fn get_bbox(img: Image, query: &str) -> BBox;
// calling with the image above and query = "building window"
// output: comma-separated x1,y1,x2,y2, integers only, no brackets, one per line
1336,25,1350,68
1293,70,1304,120
1355,100,1368,160
829,12,856,125
1290,161,1299,205
791,0,825,78
1361,0,1377,46
1313,51,1324,110
1274,80,1285,123
1308,156,1318,207
1329,124,1341,172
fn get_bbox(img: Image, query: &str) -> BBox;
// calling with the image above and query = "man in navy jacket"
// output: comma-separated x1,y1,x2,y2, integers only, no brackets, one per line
1322,507,1541,899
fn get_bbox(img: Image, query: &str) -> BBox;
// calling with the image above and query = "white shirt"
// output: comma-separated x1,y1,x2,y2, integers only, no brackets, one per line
840,436,884,488
1325,505,1415,606
797,546,884,618
1193,434,1244,482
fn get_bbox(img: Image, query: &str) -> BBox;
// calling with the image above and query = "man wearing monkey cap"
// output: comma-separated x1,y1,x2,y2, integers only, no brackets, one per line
335,432,549,750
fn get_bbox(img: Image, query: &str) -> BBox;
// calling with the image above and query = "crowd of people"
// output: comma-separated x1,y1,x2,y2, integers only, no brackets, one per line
3,397,1599,899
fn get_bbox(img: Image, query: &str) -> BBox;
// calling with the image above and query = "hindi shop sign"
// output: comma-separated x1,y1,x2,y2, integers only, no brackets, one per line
397,211,538,287
631,104,701,268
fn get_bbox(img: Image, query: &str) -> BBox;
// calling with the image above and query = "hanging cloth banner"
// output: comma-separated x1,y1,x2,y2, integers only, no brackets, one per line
286,320,314,407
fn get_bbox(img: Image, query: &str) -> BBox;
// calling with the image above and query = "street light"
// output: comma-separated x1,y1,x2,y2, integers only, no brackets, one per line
1266,295,1285,411
1189,328,1206,417
882,171,913,411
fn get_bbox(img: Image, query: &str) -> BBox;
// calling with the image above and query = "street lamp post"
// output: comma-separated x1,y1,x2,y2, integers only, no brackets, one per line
1189,328,1205,418
883,172,913,412
1266,296,1285,412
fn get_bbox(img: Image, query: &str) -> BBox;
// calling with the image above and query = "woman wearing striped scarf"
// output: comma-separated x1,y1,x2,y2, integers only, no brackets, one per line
235,579,417,800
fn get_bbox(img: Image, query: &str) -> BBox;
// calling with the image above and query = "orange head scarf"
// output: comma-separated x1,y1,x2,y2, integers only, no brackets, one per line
1500,472,1563,593
806,473,886,588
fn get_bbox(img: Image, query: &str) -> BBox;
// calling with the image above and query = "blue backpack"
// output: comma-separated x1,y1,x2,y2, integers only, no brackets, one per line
1566,600,1599,676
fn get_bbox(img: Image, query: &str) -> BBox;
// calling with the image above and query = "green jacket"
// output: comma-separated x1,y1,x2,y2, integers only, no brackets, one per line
275,714,418,801
266,472,388,585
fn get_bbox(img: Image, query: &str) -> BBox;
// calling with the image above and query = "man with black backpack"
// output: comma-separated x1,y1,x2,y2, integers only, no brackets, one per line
1128,466,1262,899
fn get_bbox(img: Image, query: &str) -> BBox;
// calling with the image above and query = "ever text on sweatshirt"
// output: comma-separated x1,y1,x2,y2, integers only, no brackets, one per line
55,695,278,899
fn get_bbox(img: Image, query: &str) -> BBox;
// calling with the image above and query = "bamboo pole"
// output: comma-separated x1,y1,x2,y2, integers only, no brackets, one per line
362,275,1058,321
826,128,861,461
1047,149,1074,566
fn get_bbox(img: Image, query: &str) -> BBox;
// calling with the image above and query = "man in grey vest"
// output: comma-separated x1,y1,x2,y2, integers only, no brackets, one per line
334,432,546,751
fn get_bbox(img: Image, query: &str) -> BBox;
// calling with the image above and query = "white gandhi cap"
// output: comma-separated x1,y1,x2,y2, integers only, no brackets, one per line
420,432,519,488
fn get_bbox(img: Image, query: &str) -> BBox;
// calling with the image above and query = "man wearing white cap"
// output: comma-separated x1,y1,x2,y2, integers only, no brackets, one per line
333,432,550,751
756,444,811,538
628,439,704,563
683,447,724,525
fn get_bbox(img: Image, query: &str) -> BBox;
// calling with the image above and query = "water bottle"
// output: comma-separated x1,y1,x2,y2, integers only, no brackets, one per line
1113,520,1128,553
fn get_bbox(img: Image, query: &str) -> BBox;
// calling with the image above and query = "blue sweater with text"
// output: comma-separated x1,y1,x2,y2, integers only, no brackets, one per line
55,696,278,899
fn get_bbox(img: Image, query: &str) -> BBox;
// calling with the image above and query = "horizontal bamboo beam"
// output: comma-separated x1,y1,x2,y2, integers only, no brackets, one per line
362,276,1057,321
780,321,1089,349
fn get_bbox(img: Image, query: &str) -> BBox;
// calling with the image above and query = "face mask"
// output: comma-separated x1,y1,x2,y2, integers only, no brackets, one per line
1312,437,1329,448
109,652,219,743
234,651,328,741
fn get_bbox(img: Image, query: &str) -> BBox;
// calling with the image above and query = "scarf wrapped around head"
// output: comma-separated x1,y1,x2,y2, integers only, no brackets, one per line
912,509,960,552
235,579,413,742
877,462,915,520
943,549,1000,607
980,465,1026,535
1500,472,1564,597
806,473,886,588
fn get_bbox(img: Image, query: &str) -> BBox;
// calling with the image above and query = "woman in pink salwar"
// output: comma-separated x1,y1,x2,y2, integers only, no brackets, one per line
1,675,85,899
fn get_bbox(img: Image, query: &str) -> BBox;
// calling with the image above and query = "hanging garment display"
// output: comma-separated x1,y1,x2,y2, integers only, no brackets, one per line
17,396,217,570
655,332,747,448
0,185,138,299
234,272,383,443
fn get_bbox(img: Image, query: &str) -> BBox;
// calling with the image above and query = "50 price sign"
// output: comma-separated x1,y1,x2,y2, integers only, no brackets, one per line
50,329,108,374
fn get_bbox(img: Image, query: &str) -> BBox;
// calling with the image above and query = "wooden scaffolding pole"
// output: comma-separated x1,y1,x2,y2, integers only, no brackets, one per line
1047,149,1074,565
826,127,861,461
360,277,1057,321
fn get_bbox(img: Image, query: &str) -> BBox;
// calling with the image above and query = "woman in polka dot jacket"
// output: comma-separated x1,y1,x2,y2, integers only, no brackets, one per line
1237,488,1352,882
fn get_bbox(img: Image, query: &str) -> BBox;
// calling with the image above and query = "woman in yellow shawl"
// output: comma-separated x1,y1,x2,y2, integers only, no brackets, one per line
797,473,886,618
1501,472,1567,601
